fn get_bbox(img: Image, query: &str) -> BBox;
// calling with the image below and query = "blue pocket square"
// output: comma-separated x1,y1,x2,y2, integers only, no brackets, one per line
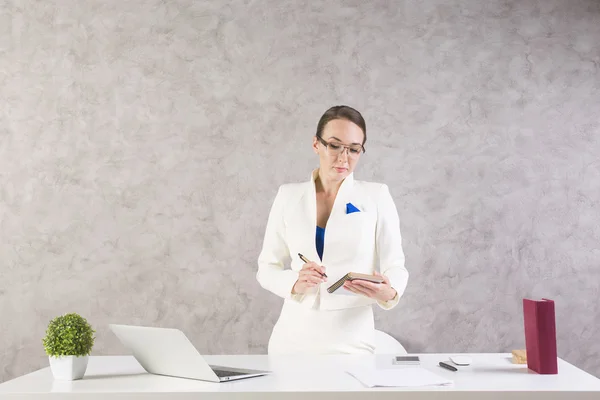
346,203,361,214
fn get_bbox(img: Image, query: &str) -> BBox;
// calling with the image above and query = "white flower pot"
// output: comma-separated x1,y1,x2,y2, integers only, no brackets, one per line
49,355,89,380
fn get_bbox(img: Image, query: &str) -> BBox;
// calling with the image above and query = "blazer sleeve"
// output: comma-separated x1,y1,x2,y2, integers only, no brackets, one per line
375,184,409,310
256,185,302,300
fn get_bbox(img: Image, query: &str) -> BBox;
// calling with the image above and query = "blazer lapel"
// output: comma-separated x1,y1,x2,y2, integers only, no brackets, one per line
319,171,355,265
299,169,355,260
298,169,319,262
330,172,355,217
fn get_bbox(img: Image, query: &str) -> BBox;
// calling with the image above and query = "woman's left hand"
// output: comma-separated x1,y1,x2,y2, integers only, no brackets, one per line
343,272,397,302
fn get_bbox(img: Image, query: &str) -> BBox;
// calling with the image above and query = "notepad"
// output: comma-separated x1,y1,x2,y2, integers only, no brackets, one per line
327,272,384,294
346,367,453,388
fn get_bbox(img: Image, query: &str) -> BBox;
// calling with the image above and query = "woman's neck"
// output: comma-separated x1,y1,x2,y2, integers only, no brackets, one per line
315,169,343,197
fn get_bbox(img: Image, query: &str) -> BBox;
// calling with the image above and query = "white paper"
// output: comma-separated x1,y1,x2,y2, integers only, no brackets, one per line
346,367,453,388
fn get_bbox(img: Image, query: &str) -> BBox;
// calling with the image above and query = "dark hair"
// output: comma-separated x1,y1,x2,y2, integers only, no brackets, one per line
315,105,366,145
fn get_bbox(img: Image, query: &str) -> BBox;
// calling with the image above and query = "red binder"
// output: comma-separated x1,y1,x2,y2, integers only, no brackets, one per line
523,298,558,374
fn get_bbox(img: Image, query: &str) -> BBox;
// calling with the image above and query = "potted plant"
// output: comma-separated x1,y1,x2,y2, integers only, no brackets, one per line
42,313,96,380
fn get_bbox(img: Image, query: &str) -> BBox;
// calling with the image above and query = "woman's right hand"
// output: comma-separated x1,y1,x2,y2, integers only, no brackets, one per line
291,262,327,295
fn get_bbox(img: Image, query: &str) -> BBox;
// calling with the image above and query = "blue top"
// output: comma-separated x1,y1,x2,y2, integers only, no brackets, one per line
316,226,325,261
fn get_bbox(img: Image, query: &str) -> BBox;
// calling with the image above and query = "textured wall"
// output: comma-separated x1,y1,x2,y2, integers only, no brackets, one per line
1,0,599,383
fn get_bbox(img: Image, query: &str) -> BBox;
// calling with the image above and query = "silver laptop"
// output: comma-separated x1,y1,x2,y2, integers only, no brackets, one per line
109,324,270,382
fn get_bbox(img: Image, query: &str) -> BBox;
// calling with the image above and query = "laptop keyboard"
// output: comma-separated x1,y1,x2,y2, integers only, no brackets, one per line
213,369,244,378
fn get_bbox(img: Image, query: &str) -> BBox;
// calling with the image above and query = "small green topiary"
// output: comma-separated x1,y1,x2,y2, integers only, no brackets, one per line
42,313,96,357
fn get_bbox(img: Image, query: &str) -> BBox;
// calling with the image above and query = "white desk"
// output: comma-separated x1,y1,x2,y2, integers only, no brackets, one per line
1,353,599,399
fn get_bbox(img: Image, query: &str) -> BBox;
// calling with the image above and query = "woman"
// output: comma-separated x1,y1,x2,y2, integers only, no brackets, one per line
257,105,409,354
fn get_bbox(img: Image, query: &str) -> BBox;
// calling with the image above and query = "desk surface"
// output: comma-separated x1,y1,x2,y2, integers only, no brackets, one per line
1,353,599,399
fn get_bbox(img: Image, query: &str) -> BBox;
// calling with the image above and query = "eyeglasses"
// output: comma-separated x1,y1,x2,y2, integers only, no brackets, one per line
316,136,365,158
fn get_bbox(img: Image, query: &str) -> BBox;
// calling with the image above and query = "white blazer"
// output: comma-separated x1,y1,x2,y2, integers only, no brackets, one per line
257,169,409,311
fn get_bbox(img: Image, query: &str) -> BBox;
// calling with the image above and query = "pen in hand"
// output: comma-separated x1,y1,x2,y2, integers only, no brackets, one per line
298,253,327,278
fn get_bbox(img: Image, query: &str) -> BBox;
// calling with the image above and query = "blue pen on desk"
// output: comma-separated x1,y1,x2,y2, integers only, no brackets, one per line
439,361,458,371
298,253,327,278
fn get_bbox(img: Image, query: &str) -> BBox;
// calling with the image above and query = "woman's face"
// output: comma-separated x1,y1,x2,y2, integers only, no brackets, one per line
313,119,365,183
